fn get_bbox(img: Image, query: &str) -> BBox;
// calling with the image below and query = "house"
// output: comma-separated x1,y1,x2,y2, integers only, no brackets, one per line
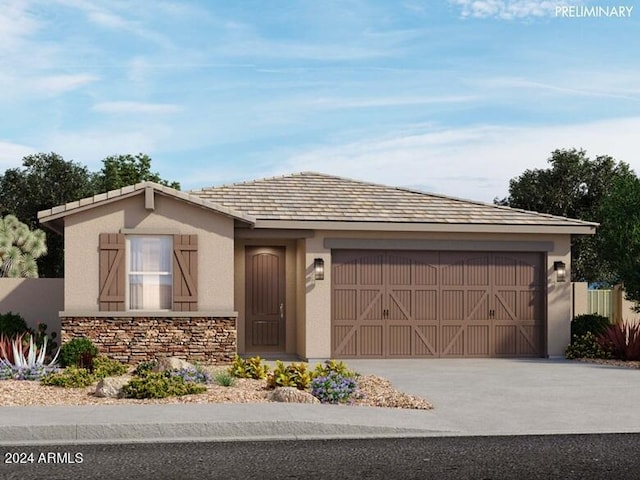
37,172,597,363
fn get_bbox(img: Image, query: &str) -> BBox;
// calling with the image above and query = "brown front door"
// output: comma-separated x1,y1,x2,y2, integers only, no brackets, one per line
245,246,286,352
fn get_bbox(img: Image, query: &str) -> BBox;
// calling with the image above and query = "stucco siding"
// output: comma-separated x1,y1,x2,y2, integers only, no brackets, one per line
64,192,235,312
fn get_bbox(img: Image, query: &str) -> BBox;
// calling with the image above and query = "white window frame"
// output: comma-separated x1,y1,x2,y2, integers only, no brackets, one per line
125,235,173,311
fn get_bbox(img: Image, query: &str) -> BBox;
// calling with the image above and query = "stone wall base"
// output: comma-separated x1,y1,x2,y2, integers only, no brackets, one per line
61,316,236,365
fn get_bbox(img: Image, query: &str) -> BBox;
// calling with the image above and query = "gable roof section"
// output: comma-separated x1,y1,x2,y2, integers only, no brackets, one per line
191,172,597,234
38,181,255,234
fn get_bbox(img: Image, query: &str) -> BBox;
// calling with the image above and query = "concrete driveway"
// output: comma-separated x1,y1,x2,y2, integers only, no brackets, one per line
346,358,640,436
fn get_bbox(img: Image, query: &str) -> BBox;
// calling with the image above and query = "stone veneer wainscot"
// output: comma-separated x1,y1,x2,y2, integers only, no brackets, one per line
60,315,237,364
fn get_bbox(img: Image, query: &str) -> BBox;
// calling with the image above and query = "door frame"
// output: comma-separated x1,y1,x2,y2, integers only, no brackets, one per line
244,246,286,353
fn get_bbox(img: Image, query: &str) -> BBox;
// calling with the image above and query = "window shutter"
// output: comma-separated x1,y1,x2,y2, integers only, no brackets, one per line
98,233,126,311
173,234,198,311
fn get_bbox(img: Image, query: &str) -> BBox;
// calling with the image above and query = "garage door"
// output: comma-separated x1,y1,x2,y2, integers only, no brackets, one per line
331,250,545,358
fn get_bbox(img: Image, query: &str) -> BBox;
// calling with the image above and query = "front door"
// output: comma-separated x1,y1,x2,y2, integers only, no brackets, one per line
245,246,286,352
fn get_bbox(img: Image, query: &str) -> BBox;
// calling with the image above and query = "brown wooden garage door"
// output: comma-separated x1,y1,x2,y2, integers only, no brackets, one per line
331,250,545,358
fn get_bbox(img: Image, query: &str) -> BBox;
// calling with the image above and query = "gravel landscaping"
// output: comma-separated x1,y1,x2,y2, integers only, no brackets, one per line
0,366,433,410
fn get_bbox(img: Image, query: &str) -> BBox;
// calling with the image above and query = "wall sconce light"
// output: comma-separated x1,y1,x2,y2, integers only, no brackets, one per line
554,261,567,282
314,258,325,280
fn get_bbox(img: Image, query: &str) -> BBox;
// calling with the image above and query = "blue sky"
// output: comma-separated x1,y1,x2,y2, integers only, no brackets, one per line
1,0,638,202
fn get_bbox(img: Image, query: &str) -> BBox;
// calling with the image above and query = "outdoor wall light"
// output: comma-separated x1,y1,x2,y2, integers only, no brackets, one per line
554,261,567,282
314,258,325,280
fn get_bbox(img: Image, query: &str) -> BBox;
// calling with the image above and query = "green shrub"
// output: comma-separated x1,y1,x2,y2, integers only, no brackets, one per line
0,312,28,339
60,337,98,368
93,356,128,378
134,359,157,377
121,372,206,399
30,323,58,355
571,314,610,341
266,361,311,390
41,367,96,388
565,332,611,360
312,359,357,379
229,355,269,379
213,370,236,387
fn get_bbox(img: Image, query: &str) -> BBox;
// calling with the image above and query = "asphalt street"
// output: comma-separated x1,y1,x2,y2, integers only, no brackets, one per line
1,434,639,480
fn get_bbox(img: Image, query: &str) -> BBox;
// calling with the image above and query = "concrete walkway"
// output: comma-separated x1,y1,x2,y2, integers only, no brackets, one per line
1,359,638,445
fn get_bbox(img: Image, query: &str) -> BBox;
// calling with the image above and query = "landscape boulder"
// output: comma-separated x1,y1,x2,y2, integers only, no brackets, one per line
95,375,132,398
268,387,320,404
152,356,195,372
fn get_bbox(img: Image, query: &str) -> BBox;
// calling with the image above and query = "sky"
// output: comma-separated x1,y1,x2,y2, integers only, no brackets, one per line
1,0,639,203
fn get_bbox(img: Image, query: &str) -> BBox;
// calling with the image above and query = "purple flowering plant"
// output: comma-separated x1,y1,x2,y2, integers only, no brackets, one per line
168,366,211,384
310,371,358,404
0,359,59,381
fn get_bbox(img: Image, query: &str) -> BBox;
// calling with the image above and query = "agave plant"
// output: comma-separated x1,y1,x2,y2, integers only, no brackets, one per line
1,333,59,368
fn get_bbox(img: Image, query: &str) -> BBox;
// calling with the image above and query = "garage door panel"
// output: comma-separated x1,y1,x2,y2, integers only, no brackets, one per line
415,290,437,320
332,250,545,358
467,325,490,355
442,325,464,356
333,325,357,356
359,326,383,356
360,290,384,321
414,326,438,356
388,325,411,356
333,290,357,320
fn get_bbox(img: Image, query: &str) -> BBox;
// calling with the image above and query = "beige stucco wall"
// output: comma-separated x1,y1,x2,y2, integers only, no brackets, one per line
234,239,298,354
0,278,64,338
299,229,574,359
63,192,235,312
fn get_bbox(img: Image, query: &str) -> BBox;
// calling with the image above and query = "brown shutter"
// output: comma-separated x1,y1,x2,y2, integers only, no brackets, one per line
173,234,198,311
98,233,126,311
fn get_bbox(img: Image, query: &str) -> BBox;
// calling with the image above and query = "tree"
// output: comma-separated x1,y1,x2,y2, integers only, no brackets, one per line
93,153,180,193
496,149,636,282
0,152,179,277
0,153,95,277
598,175,640,309
0,215,47,277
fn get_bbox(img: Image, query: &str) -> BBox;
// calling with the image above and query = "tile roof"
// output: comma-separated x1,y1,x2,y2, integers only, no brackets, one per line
190,172,597,228
37,181,255,225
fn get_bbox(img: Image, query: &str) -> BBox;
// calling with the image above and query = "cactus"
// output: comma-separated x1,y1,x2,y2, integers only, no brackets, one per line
0,215,47,278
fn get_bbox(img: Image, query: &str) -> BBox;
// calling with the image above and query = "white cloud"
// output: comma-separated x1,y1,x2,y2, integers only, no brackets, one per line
43,127,172,170
0,140,37,170
0,1,40,52
31,74,98,96
92,101,183,115
449,0,579,19
279,116,640,202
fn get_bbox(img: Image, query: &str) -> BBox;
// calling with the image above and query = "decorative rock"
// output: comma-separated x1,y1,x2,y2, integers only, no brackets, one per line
95,375,132,398
153,356,195,372
268,387,320,404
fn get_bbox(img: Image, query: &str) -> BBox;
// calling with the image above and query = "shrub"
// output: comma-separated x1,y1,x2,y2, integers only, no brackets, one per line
60,337,98,368
597,322,640,361
93,356,128,378
213,370,235,387
41,367,96,388
571,314,610,341
565,332,611,360
229,355,269,379
311,372,358,404
312,359,357,379
121,372,206,399
0,312,28,339
266,361,311,390
30,323,58,355
134,359,157,377
169,366,211,384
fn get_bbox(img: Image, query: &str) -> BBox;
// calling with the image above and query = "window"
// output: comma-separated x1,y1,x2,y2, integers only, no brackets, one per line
126,235,172,310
